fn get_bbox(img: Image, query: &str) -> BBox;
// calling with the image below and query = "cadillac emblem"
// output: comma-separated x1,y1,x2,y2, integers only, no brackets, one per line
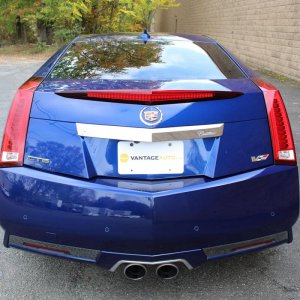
140,106,163,126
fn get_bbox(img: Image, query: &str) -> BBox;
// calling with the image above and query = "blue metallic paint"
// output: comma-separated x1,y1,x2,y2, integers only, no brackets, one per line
0,165,298,269
25,77,274,180
1,34,299,271
32,79,266,127
24,117,274,179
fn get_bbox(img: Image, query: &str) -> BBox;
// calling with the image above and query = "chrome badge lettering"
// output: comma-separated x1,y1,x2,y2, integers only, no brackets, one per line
251,154,270,162
27,156,51,164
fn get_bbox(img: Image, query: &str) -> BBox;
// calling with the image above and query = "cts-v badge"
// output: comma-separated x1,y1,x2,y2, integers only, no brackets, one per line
27,155,51,164
251,154,270,162
140,106,163,126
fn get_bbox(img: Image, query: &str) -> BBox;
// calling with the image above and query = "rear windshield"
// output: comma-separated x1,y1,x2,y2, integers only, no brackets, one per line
48,39,245,81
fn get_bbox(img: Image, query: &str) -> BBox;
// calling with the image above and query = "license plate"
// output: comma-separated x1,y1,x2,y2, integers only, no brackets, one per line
118,141,184,175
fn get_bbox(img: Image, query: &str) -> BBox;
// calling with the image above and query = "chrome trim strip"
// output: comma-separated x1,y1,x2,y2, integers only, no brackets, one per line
9,235,100,261
203,231,288,258
110,259,193,272
76,123,224,142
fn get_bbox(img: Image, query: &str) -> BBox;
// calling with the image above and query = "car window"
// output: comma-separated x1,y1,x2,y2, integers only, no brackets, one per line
49,39,245,81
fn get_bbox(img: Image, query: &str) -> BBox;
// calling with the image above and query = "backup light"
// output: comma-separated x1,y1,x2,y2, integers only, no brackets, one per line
254,79,297,165
0,78,42,167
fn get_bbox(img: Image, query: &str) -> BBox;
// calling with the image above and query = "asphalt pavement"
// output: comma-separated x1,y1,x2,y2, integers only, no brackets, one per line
0,59,299,300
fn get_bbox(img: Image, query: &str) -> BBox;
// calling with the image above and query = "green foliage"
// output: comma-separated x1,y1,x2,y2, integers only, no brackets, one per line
83,0,179,33
119,0,179,29
32,41,47,53
36,0,90,26
0,0,179,45
36,0,91,44
0,0,91,44
53,26,82,45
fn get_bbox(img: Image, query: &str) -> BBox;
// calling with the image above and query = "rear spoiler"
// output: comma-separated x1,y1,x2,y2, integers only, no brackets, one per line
55,90,243,105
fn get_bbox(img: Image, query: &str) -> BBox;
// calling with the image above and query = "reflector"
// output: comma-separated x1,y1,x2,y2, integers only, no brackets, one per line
23,242,70,255
232,239,273,252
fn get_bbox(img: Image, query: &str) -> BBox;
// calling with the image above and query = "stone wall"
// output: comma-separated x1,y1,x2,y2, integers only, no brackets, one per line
155,0,300,81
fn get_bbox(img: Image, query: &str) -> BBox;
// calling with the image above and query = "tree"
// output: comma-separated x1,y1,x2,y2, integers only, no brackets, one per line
0,0,179,45
0,0,38,42
119,0,179,30
36,0,91,44
0,0,91,44
83,0,125,33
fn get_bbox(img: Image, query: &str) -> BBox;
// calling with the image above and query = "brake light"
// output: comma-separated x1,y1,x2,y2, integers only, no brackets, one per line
87,90,216,101
254,78,296,165
0,77,42,167
56,90,243,104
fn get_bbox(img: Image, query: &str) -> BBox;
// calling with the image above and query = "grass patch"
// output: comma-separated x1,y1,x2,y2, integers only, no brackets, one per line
0,43,59,60
258,69,300,86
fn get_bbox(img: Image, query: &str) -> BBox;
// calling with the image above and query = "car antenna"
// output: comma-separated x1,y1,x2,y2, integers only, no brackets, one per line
139,29,151,44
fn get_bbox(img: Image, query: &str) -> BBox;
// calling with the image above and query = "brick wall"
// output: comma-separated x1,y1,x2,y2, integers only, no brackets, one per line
154,0,300,81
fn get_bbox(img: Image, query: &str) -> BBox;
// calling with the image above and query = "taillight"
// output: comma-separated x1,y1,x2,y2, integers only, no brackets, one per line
254,78,297,166
56,90,243,104
0,77,42,167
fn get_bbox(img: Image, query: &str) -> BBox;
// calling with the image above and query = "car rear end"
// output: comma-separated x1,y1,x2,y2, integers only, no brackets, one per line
0,34,298,278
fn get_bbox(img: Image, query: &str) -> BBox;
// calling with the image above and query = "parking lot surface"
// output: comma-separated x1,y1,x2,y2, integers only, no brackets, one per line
0,60,299,300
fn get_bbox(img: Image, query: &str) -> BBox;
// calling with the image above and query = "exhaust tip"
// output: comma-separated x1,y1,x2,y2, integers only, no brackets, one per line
156,264,179,280
124,264,147,280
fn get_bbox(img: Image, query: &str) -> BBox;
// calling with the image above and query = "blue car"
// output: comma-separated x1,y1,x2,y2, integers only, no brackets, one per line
0,33,298,280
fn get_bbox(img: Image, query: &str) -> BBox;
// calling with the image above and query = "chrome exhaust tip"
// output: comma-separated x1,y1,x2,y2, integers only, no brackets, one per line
156,264,179,280
124,264,147,280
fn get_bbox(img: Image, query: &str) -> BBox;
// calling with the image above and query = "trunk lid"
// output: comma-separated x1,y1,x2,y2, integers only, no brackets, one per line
24,78,273,179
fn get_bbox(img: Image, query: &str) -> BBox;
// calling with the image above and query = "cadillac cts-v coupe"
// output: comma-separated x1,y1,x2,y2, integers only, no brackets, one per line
0,33,299,280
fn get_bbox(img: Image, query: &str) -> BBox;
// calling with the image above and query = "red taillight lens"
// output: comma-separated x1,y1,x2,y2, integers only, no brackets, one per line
56,90,243,104
254,79,297,165
0,78,42,168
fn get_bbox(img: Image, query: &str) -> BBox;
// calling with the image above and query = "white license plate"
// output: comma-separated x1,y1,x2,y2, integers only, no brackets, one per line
118,141,184,175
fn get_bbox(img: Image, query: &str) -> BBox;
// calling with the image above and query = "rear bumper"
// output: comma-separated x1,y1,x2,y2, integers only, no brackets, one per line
0,165,299,270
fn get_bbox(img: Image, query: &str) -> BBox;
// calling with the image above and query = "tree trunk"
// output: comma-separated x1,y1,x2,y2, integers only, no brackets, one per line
16,16,22,41
46,26,53,45
22,23,27,43
37,20,47,42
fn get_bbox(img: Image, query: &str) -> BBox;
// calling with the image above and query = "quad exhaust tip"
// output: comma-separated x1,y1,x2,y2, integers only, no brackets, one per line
156,264,179,280
123,263,179,280
124,264,147,280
